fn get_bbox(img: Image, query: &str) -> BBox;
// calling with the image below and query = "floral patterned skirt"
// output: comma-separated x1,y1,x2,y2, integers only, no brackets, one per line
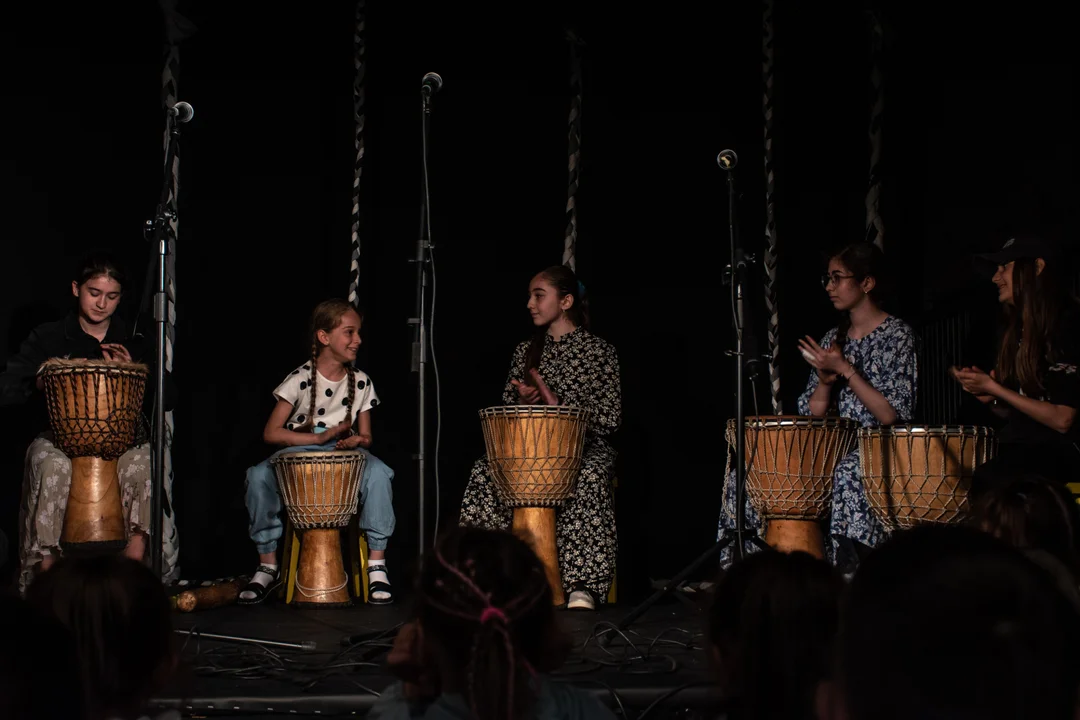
19,434,152,594
718,447,887,568
459,439,617,602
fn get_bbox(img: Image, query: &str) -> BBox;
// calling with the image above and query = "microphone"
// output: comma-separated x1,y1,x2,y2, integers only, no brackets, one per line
167,101,194,123
421,72,443,97
717,149,738,170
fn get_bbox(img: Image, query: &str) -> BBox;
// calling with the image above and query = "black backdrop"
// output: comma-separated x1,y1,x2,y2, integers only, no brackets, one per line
2,0,1074,597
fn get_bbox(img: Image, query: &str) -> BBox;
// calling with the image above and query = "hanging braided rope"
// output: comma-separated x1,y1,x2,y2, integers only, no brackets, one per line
562,30,584,271
864,11,885,250
348,0,366,308
158,0,194,582
761,0,782,414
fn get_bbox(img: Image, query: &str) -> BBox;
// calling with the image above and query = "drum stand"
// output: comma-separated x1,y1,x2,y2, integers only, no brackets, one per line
612,150,769,636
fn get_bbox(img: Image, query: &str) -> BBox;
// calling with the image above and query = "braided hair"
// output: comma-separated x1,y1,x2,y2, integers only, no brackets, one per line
414,528,569,720
295,299,361,433
829,242,890,355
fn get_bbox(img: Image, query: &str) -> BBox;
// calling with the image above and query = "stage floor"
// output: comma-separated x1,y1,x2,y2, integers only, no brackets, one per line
154,596,716,718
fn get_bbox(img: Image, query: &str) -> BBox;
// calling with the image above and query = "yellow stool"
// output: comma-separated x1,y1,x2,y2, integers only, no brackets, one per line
280,515,370,604
1068,483,1080,506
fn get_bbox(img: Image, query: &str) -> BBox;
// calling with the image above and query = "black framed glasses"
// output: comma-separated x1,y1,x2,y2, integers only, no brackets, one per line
821,273,855,289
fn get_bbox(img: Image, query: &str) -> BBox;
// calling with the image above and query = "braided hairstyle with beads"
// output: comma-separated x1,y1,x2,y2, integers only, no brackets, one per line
413,527,570,720
294,299,362,434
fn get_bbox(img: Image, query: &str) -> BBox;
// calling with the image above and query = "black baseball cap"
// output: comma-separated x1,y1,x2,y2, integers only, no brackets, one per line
974,236,1059,276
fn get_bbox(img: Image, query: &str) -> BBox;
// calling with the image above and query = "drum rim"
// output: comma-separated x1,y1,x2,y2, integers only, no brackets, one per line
729,415,858,428
39,358,149,374
479,405,592,419
270,450,366,463
858,425,995,436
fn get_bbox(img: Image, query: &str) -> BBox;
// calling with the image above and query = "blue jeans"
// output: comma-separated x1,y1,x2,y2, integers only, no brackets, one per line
245,443,395,554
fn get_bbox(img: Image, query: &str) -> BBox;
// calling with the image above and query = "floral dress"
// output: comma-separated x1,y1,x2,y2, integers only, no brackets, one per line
459,327,621,602
719,315,918,566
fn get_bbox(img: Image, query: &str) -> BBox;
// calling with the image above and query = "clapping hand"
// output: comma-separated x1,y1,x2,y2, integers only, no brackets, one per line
510,369,560,405
797,336,848,384
950,366,999,403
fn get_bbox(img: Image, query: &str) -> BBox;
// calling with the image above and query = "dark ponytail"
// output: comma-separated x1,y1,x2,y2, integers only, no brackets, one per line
830,242,889,353
524,265,590,378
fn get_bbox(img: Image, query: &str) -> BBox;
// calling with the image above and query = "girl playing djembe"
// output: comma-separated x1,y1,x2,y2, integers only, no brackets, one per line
719,242,917,571
0,252,164,594
239,299,397,604
459,265,621,611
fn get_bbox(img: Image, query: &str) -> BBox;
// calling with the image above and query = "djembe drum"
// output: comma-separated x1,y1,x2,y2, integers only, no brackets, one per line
726,416,857,558
480,405,591,605
39,358,148,555
271,450,365,606
860,425,995,531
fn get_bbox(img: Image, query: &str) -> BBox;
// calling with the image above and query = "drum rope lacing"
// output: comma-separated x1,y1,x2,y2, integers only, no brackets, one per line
294,576,350,599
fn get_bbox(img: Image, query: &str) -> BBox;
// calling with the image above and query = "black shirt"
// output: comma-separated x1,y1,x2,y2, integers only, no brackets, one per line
0,313,174,433
997,308,1080,457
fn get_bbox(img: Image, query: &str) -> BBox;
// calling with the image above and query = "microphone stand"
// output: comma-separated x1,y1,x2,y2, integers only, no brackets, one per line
609,151,768,639
717,154,770,561
724,162,748,561
409,88,435,552
142,111,181,578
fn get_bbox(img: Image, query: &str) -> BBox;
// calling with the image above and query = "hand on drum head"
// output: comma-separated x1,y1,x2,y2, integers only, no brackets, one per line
322,420,353,440
100,343,133,363
336,433,371,450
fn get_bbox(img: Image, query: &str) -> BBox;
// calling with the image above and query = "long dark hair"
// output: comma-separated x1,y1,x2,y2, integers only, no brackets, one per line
0,594,84,719
838,525,1080,720
972,473,1080,575
74,251,127,290
996,257,1074,396
25,555,174,720
709,551,843,720
413,527,569,720
297,299,362,433
524,265,590,378
830,242,890,354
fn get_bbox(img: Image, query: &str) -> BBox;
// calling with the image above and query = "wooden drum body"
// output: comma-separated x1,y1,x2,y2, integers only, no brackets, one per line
39,359,148,555
271,450,365,606
859,425,995,531
727,415,857,558
480,405,591,605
